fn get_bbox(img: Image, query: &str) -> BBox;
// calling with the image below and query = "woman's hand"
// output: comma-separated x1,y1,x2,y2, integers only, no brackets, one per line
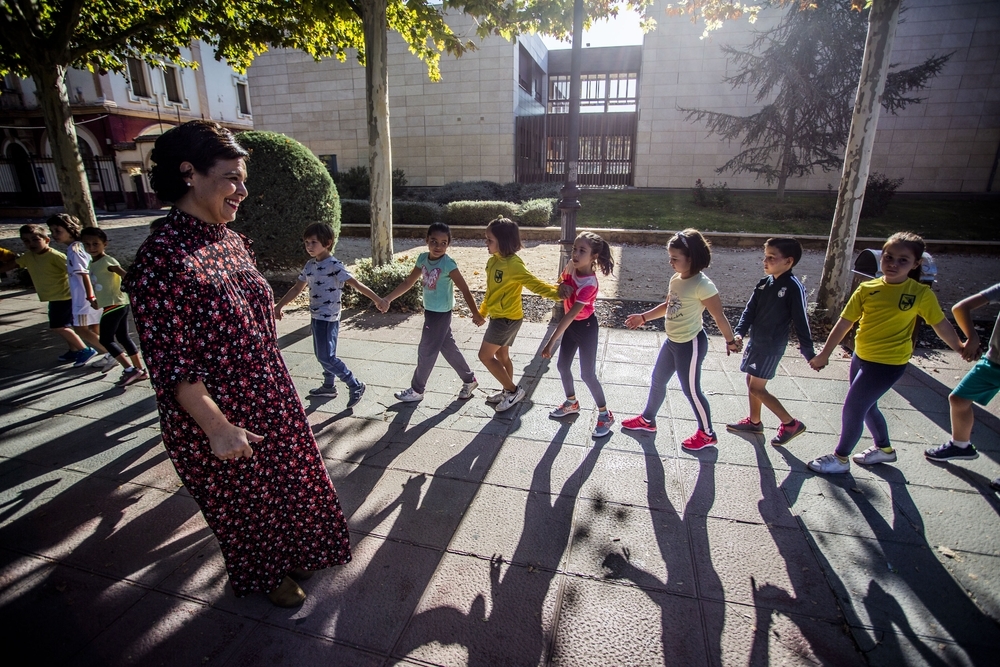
208,423,262,460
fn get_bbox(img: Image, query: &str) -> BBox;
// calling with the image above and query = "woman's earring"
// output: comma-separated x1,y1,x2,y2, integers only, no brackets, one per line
186,181,192,187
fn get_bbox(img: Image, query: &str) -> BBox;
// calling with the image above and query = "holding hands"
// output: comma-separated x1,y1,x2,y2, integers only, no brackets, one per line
809,352,830,372
625,313,646,330
960,333,981,362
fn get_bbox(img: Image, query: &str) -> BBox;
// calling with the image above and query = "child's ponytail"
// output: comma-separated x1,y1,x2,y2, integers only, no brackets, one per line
578,231,615,276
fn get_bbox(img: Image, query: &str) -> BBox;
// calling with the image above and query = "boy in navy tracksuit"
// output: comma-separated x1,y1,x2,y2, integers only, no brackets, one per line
727,237,815,445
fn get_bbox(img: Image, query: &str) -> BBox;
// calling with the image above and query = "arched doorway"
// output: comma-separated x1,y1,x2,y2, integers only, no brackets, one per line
5,143,40,206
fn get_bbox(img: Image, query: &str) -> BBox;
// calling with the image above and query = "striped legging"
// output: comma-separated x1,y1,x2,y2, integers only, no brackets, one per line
641,329,713,433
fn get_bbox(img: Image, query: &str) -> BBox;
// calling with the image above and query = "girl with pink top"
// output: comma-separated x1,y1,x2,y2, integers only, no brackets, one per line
541,232,616,437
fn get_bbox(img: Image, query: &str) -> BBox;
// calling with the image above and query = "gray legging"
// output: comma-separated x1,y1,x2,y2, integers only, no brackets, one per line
557,314,607,407
642,330,713,433
411,310,475,394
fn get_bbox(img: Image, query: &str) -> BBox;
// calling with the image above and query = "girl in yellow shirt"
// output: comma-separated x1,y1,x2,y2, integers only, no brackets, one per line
807,232,965,474
478,217,560,413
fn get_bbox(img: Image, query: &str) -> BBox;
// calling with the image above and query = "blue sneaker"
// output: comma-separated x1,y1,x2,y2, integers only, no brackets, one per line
73,347,98,367
58,350,78,363
347,381,366,408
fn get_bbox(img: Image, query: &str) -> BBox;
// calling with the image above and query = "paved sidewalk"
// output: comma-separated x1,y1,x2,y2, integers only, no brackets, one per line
1,291,999,666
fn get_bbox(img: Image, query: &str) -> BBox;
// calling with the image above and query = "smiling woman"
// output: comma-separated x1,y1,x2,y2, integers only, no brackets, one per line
122,121,352,607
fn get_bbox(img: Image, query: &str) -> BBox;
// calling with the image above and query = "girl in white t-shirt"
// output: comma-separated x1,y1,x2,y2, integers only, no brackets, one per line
541,232,616,438
47,214,107,366
622,228,739,451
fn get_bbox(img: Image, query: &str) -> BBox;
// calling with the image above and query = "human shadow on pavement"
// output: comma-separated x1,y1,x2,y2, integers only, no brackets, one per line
390,420,606,665
935,465,1000,517
598,436,722,664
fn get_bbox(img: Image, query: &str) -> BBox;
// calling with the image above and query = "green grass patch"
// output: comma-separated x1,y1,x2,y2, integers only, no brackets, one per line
576,190,999,240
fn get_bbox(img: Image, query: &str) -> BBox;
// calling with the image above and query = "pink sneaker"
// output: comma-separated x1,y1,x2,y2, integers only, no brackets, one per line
621,415,656,432
682,429,718,451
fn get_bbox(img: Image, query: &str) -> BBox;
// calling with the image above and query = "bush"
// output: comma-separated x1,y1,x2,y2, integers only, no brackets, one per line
230,131,340,269
444,200,519,226
432,180,506,204
340,199,370,225
691,179,731,209
861,172,904,218
342,256,422,311
393,201,443,227
516,198,557,227
333,165,407,199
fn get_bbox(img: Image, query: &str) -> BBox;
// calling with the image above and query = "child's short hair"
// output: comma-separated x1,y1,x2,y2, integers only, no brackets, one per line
80,227,109,243
577,231,615,276
427,221,451,243
885,231,925,281
302,222,335,248
667,228,711,274
46,213,82,240
19,223,47,239
765,237,802,267
486,217,522,256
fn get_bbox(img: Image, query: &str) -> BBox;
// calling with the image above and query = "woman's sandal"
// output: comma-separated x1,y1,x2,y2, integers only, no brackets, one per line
267,575,306,607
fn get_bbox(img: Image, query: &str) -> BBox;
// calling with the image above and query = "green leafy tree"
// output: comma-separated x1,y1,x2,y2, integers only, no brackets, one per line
682,0,948,200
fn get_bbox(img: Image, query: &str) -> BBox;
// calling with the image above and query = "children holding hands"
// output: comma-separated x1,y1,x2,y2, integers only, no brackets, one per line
274,222,385,408
47,214,107,366
727,238,814,445
542,232,616,437
379,222,485,402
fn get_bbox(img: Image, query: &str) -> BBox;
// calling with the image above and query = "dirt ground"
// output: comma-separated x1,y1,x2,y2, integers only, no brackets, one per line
3,215,998,319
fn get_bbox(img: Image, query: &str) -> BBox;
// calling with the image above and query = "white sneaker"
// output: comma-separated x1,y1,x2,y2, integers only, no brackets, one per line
495,385,525,413
394,387,424,402
486,390,505,404
852,445,897,465
807,453,850,475
458,379,478,400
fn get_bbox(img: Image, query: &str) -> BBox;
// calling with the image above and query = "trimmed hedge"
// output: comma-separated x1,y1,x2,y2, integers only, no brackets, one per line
406,180,561,204
516,198,557,227
393,201,442,227
340,197,555,227
231,131,340,269
342,256,422,311
444,200,519,226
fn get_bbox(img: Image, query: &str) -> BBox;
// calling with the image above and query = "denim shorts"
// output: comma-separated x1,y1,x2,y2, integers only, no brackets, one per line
483,317,522,347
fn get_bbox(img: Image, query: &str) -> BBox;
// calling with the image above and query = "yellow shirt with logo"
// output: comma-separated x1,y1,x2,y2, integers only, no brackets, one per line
842,277,944,366
479,253,560,320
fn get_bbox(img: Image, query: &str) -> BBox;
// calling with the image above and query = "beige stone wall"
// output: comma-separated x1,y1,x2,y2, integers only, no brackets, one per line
636,0,1000,192
248,13,524,186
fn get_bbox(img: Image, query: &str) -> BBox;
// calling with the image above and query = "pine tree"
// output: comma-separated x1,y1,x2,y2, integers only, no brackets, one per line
681,0,950,200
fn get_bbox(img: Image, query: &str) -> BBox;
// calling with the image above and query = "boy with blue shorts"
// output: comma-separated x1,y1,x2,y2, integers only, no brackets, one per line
925,283,1000,490
727,237,815,445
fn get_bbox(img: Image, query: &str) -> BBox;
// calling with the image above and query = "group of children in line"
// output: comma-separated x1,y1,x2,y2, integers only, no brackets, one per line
1,216,147,387
6,214,999,485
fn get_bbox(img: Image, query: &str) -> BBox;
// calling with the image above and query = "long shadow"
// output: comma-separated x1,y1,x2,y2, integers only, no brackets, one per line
935,464,1000,518
391,419,606,665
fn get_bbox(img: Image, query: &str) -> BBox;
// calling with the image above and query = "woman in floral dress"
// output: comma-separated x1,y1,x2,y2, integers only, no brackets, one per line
124,121,351,607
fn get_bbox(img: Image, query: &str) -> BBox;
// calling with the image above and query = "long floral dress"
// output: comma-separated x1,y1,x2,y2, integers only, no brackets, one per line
123,207,351,595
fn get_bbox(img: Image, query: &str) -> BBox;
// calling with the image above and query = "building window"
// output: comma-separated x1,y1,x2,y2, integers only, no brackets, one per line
162,66,182,103
548,73,638,113
127,58,150,98
236,81,251,116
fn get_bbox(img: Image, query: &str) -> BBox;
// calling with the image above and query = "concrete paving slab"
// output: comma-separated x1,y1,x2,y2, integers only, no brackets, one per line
221,624,385,667
481,436,586,493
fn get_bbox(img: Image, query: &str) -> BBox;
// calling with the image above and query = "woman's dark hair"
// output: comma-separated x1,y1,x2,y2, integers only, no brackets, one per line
765,237,803,267
577,231,614,276
46,213,82,240
667,228,712,274
884,231,924,281
486,217,522,257
149,120,249,202
427,221,451,243
302,222,335,248
80,227,108,243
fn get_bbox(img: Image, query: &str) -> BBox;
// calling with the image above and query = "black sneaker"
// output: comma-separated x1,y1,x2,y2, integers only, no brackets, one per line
924,441,979,461
347,381,366,408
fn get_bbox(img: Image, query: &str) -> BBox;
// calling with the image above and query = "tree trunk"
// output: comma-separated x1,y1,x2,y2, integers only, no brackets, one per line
33,64,98,227
362,0,393,266
816,0,901,321
775,107,796,201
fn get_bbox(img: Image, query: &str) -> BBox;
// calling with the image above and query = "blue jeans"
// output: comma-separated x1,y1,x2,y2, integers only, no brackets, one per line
312,318,359,388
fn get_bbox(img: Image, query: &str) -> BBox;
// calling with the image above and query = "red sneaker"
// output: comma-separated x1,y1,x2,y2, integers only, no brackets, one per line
682,429,718,451
621,415,656,432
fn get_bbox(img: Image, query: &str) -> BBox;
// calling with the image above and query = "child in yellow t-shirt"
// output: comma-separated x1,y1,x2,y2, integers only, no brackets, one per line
0,224,88,362
807,232,965,474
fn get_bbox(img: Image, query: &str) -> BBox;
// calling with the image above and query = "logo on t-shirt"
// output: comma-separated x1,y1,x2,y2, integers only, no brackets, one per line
778,287,786,298
666,291,682,319
423,266,442,291
494,269,503,283
899,294,916,311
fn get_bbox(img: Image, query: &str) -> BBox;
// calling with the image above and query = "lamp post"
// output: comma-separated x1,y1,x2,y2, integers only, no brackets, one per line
557,0,585,272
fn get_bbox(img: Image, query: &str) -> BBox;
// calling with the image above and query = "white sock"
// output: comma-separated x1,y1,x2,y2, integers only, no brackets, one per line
952,440,971,448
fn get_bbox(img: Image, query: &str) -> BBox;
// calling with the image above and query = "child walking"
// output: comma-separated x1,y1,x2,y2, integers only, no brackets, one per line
807,232,964,474
273,223,385,407
621,229,739,451
380,222,485,402
727,237,815,445
80,227,148,387
478,217,561,413
924,282,1000,471
0,224,88,361
47,214,106,367
541,232,616,438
